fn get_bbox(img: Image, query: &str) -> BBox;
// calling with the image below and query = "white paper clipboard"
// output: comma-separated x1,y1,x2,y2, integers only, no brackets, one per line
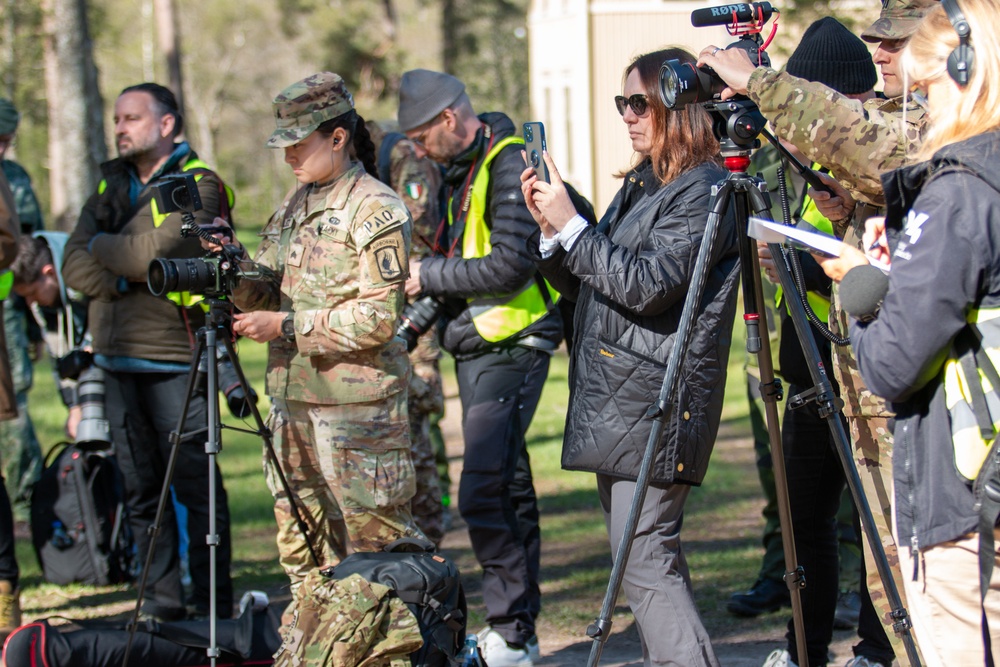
747,216,890,273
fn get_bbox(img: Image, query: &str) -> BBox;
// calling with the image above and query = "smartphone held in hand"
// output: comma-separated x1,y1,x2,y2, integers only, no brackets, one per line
523,122,549,183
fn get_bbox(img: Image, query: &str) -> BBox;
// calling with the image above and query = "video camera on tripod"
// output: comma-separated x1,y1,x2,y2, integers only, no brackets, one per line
658,2,774,149
143,173,259,418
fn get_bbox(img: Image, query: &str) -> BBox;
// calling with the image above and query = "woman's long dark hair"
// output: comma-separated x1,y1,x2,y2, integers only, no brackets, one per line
619,48,720,184
316,109,378,177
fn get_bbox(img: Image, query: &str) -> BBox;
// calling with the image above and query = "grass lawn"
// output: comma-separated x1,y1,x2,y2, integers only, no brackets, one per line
15,223,788,653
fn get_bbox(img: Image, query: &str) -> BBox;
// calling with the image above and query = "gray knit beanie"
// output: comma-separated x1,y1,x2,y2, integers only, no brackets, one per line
397,69,465,132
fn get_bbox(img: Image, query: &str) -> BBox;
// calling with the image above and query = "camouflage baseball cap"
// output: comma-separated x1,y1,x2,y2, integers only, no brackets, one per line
861,0,939,43
266,72,354,148
0,99,19,135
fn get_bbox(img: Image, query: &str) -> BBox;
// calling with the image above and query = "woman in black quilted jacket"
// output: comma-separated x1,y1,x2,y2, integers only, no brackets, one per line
520,47,741,667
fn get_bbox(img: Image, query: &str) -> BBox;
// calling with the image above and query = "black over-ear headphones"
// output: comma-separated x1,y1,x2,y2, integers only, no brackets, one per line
942,0,974,86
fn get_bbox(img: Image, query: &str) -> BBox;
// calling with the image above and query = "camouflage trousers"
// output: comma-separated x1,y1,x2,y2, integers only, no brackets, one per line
407,360,445,546
0,391,41,520
850,415,923,666
265,393,424,591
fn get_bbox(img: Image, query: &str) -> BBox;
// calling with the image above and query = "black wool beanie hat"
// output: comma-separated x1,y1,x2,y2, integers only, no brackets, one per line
785,17,878,96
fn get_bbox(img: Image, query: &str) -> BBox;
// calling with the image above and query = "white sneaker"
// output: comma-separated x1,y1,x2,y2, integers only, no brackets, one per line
478,628,533,667
762,649,798,667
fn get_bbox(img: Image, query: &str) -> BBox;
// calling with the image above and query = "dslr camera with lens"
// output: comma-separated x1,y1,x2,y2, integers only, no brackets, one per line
396,294,444,352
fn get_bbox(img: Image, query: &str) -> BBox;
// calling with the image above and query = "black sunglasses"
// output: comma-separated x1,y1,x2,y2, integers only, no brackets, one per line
614,94,649,117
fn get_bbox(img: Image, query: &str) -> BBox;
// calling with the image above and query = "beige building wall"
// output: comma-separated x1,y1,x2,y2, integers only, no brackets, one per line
529,0,729,213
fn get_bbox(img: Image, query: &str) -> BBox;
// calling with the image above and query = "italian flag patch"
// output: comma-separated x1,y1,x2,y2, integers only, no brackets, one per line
405,182,425,199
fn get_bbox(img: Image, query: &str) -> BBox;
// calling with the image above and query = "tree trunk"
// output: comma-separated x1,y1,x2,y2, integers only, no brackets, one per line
154,0,185,119
42,0,106,231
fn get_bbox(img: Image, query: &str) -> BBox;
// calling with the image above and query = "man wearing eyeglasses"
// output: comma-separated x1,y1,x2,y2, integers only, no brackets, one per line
394,69,565,667
699,3,937,667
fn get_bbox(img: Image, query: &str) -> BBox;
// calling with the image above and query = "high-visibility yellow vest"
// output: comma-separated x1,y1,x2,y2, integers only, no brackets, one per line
96,158,236,309
943,307,1000,483
449,135,558,343
775,163,834,322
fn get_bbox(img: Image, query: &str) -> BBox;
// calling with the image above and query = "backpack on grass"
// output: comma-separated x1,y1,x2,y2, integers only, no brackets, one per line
274,538,466,667
29,442,133,586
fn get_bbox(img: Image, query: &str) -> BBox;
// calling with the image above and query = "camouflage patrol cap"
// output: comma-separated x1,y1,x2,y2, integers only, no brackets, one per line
861,0,940,43
266,72,354,148
0,99,19,135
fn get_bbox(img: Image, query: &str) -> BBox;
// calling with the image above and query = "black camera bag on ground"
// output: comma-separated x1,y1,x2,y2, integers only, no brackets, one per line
324,538,466,667
1,596,281,666
29,442,133,585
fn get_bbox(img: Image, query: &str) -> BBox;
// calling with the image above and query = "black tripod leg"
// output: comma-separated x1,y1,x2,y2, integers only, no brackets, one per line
218,334,320,567
122,338,208,667
738,186,810,667
750,180,922,665
586,180,730,667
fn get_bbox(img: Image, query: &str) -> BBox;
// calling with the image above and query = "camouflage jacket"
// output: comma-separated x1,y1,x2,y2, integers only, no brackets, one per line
232,163,412,405
747,69,925,419
747,68,926,210
1,160,42,234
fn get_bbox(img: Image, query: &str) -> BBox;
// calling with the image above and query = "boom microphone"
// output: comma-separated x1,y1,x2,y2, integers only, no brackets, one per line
839,264,889,321
690,2,774,27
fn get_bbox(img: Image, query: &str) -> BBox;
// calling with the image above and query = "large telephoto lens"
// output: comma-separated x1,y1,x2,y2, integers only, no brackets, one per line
148,257,219,297
76,366,111,446
659,58,722,109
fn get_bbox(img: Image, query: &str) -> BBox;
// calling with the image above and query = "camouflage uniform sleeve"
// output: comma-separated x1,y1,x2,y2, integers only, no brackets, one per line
389,141,442,261
0,172,19,269
295,195,411,357
2,161,43,232
747,68,922,204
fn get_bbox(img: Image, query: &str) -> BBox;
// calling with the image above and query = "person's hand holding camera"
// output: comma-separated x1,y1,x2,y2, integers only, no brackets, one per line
198,216,240,254
232,311,285,343
520,152,576,238
697,46,757,100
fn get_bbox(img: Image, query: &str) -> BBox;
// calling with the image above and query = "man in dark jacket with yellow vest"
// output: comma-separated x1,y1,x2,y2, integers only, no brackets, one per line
62,83,233,622
397,70,561,667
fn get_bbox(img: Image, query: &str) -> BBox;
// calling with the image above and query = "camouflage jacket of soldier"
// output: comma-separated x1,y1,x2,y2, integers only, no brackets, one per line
1,160,42,234
368,121,443,366
747,68,926,211
748,69,926,420
231,162,412,405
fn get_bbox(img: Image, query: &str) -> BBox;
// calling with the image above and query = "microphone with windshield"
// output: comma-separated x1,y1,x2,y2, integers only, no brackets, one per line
840,264,890,321
690,2,774,27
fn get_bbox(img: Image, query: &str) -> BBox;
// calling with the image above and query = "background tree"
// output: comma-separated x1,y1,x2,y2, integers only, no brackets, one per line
42,0,106,231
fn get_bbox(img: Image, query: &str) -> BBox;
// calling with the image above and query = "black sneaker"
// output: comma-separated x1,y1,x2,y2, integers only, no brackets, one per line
726,577,791,617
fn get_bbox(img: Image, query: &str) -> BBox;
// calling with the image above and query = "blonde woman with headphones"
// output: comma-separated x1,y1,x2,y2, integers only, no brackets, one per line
818,1,1000,663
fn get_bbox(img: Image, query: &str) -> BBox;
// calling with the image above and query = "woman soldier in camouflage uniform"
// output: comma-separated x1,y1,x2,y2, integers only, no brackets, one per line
204,72,424,589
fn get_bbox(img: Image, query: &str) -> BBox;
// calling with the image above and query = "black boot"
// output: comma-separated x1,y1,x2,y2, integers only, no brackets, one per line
726,577,790,617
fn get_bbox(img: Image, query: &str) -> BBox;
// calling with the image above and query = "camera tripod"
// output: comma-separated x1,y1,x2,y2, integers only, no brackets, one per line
585,136,921,667
122,296,320,667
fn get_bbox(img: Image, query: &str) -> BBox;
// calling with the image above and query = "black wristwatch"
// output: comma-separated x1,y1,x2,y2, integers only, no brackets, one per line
281,313,296,343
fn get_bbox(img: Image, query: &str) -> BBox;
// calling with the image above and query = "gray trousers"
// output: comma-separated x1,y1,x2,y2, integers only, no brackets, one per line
598,474,719,667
